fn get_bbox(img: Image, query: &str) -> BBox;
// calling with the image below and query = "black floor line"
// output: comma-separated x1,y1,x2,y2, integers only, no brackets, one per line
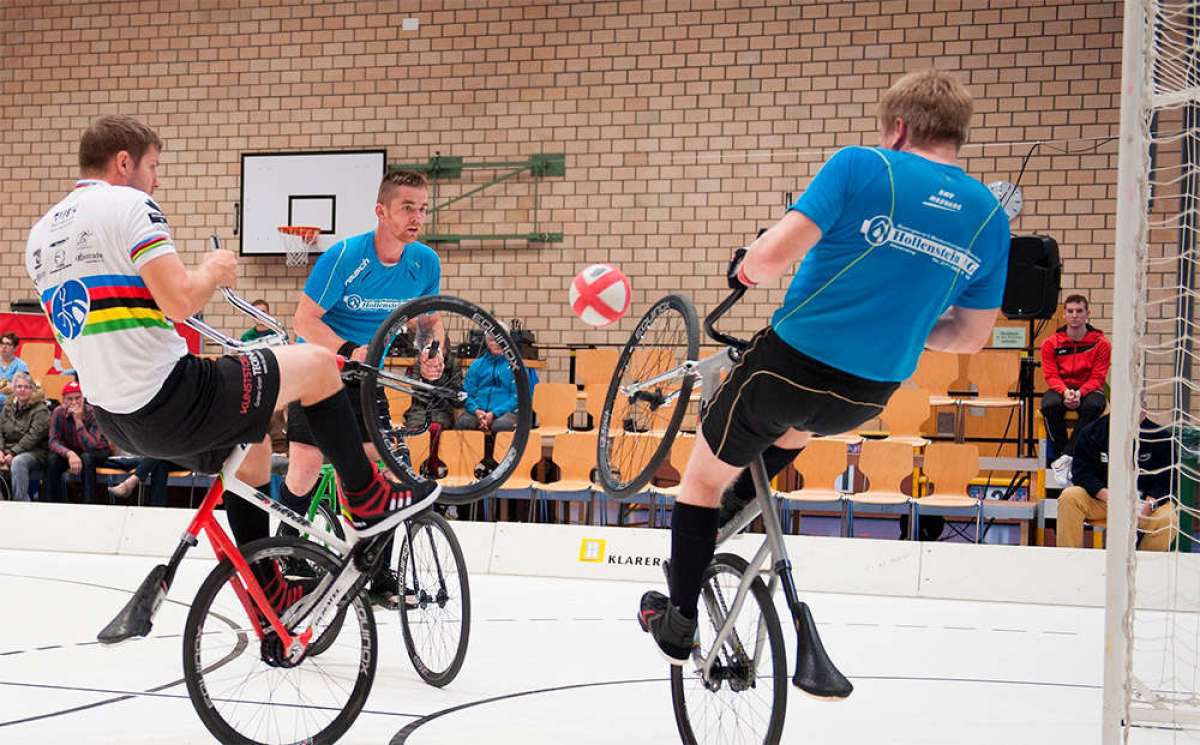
0,679,424,720
0,570,213,727
389,672,1103,743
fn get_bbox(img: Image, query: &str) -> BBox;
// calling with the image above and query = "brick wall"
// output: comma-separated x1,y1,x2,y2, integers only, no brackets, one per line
1,0,1124,383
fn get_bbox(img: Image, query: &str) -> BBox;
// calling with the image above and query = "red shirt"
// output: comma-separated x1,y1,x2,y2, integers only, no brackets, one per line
1040,324,1111,396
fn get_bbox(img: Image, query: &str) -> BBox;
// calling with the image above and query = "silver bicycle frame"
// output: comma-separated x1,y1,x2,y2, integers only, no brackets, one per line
633,340,789,682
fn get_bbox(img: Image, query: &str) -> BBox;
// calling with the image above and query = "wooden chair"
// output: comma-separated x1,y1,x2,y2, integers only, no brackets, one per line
655,434,695,496
402,432,432,479
847,439,914,536
623,433,694,528
533,382,580,436
491,430,548,521
876,388,931,448
584,383,629,433
19,342,56,379
912,442,982,540
494,431,548,490
536,431,600,524
911,350,960,406
438,430,487,489
780,439,849,534
575,348,620,387
40,374,69,402
384,389,412,420
965,350,1020,407
815,431,865,446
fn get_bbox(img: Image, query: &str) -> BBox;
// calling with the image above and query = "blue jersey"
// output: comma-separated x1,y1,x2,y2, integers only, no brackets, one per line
303,231,440,346
772,147,1010,382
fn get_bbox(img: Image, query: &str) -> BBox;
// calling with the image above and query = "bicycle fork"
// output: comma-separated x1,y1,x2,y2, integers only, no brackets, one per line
750,458,854,700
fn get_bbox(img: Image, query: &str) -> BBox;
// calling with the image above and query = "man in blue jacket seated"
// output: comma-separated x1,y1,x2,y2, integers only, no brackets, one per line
455,329,536,432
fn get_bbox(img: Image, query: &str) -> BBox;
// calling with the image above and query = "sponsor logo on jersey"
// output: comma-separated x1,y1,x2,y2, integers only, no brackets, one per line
51,245,70,274
147,211,168,225
922,189,963,213
51,206,77,229
859,215,980,277
344,258,370,286
344,294,404,312
76,252,104,264
49,279,91,340
31,246,42,273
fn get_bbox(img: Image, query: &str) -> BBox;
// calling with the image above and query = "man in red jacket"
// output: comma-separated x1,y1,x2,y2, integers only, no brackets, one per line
1041,294,1110,480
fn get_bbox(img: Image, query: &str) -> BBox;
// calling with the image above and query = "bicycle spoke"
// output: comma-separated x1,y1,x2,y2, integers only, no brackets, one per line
183,538,376,745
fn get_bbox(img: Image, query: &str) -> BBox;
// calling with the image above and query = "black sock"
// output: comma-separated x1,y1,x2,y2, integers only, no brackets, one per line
669,502,720,619
726,446,803,502
302,390,374,492
226,483,271,547
277,482,312,538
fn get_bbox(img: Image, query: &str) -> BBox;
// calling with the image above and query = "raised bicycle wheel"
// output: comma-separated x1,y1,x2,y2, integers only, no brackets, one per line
361,295,533,505
182,536,377,745
671,553,788,745
397,510,471,687
596,294,699,498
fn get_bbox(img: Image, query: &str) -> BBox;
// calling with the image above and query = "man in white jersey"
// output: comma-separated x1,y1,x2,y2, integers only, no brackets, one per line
25,115,439,559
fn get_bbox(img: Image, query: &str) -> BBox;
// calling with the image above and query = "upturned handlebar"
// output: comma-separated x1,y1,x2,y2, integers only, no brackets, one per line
703,288,750,350
184,234,289,350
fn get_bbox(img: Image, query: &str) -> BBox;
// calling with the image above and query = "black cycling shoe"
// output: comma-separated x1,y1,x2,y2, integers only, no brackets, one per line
368,569,401,610
638,591,698,665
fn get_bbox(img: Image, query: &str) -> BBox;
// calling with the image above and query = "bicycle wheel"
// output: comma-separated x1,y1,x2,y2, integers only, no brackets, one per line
671,552,787,745
397,510,471,687
182,536,377,745
361,295,533,505
597,294,699,498
313,497,346,543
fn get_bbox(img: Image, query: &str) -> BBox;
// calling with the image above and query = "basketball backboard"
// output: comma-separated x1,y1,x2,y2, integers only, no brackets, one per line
239,149,386,257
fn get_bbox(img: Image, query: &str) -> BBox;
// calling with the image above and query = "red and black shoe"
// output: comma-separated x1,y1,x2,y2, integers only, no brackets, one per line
638,590,698,665
255,561,318,630
340,467,440,536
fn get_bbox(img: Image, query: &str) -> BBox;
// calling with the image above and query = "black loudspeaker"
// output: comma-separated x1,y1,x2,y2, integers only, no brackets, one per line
1002,234,1062,320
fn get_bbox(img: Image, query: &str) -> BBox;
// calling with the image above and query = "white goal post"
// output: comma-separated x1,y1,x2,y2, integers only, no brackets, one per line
1104,0,1200,742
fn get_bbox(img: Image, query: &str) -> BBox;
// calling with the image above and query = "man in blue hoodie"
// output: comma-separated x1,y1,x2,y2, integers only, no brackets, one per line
456,329,537,432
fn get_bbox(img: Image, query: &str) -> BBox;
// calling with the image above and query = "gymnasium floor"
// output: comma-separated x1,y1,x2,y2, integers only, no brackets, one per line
0,547,1153,744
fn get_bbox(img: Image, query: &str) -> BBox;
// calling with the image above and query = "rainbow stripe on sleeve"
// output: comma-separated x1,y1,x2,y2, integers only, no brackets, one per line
130,233,171,262
40,274,173,336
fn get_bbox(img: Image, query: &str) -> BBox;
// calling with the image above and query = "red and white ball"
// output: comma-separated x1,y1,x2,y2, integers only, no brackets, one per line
569,264,631,327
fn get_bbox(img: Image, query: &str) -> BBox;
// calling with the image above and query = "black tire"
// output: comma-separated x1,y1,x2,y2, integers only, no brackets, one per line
361,295,533,505
182,536,377,745
398,511,471,687
671,552,788,745
597,294,699,498
314,499,346,543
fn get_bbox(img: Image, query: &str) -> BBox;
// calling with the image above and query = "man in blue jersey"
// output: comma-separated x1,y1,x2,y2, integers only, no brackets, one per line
282,169,445,607
638,71,1011,696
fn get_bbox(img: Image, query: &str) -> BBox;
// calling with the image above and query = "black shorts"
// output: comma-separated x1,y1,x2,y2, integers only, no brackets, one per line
94,350,281,474
285,379,382,447
700,328,900,467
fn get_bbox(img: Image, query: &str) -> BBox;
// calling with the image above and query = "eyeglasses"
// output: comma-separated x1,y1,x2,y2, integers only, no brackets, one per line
0,341,16,347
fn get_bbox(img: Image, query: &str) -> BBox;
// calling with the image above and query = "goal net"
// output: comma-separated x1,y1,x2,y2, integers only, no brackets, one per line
1105,0,1200,742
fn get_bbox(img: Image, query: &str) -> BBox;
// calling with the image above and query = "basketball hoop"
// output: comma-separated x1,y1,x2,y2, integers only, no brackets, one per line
278,225,320,267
